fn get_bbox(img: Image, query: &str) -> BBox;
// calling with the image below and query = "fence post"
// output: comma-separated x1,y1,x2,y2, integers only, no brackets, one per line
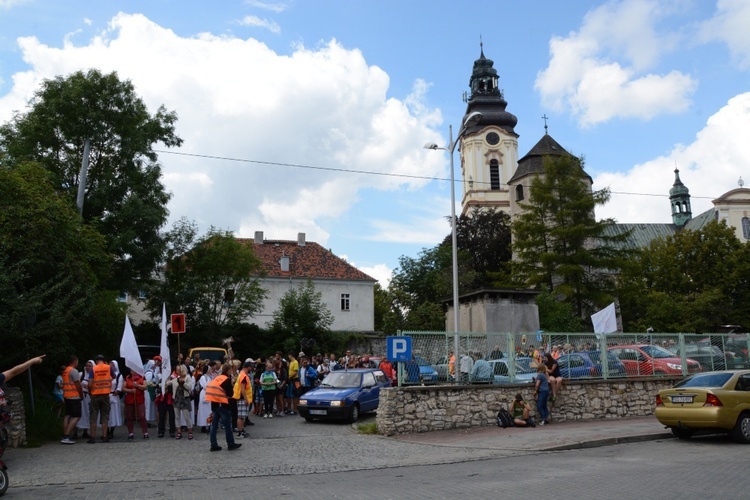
599,333,608,380
678,333,687,375
508,333,516,383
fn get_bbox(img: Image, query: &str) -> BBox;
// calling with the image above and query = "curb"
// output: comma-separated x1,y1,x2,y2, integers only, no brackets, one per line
547,432,674,451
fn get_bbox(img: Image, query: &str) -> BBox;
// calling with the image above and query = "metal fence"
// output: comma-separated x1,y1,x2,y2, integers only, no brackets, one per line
389,331,750,385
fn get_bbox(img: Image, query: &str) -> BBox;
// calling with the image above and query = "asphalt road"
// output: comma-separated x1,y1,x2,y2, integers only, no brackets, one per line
5,412,749,499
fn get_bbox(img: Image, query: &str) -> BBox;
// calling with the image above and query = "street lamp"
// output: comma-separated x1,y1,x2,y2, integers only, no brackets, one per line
424,110,482,384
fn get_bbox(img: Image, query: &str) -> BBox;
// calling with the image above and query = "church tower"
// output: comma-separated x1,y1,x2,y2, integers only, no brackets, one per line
459,46,519,216
670,168,692,228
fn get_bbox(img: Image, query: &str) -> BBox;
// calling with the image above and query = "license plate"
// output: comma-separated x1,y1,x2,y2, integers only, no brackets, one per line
310,409,327,415
671,395,693,404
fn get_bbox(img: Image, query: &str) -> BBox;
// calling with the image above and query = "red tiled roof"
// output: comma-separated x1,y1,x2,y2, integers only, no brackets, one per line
237,238,376,282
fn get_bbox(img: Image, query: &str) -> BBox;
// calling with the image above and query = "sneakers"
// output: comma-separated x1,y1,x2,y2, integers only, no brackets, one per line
143,433,149,439
210,446,222,452
237,431,248,439
127,434,134,441
539,420,547,426
228,443,242,451
263,413,269,419
60,437,75,445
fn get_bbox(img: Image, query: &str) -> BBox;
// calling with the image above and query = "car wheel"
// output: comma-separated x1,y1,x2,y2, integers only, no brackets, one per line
671,427,693,440
730,413,750,444
348,404,360,423
0,467,7,496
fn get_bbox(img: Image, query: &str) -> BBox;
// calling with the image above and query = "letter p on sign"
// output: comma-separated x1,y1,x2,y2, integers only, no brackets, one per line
387,336,412,362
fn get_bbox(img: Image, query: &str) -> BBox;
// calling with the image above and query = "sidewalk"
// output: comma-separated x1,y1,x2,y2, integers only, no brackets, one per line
392,416,674,452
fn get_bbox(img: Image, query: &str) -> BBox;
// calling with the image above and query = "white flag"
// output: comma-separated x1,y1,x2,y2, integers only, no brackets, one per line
120,316,144,377
160,303,171,395
591,302,618,334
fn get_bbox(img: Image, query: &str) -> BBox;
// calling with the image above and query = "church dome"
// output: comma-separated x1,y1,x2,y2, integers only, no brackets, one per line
463,47,517,135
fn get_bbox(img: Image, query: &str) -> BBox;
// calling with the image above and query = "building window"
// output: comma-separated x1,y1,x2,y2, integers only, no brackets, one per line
515,185,524,201
116,292,128,303
341,293,350,311
138,290,148,300
743,217,750,240
489,160,500,191
223,289,235,307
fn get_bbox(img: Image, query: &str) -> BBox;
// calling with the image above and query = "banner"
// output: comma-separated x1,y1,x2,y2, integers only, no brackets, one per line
120,316,145,377
591,302,618,334
160,303,172,395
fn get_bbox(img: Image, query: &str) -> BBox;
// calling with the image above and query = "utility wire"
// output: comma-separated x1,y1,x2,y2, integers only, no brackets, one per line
154,149,718,200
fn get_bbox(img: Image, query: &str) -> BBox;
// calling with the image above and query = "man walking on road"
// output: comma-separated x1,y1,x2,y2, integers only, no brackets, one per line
205,363,241,452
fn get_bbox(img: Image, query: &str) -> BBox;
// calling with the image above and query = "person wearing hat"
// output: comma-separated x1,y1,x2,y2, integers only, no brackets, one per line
88,354,112,443
233,360,254,439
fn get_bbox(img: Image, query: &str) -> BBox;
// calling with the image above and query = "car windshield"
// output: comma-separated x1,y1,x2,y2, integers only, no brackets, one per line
414,356,430,367
674,372,733,388
588,351,620,364
320,372,361,388
640,345,675,359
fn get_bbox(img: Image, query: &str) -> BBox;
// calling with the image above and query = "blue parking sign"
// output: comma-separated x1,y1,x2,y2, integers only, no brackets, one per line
386,336,412,362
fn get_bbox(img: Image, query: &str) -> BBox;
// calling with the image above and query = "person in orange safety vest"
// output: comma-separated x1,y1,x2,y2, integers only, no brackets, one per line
206,363,241,452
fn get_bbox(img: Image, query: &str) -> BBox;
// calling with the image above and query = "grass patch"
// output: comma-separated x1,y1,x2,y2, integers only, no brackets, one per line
357,421,378,435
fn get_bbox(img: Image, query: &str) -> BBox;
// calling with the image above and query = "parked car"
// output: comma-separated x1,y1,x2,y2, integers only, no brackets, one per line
402,355,439,385
556,351,627,379
655,369,750,443
432,356,452,381
669,343,728,372
297,369,392,423
608,344,701,376
488,359,536,384
699,334,750,368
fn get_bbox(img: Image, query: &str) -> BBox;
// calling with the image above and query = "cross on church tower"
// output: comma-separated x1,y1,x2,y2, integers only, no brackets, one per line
542,114,549,135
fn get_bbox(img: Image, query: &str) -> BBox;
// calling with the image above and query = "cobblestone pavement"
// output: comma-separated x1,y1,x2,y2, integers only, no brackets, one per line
5,413,522,490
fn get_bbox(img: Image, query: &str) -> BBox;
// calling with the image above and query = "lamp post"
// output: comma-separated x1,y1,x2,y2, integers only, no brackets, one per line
424,111,482,384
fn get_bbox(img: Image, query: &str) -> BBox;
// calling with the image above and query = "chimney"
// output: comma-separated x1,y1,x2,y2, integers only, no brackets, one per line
280,255,290,272
297,232,306,247
254,231,264,244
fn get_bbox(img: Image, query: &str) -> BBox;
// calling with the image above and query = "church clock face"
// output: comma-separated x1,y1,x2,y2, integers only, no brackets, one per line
486,132,500,145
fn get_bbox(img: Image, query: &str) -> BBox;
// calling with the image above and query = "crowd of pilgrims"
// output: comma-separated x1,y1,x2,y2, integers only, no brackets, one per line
62,350,387,442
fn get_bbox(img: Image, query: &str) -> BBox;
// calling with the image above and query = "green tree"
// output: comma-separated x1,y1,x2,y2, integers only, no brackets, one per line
617,220,750,332
270,280,333,352
148,219,267,343
512,155,631,320
0,69,182,292
0,163,123,372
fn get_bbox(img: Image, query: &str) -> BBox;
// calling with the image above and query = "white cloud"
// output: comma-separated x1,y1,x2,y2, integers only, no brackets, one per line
535,0,696,126
236,15,281,34
245,0,287,13
356,263,392,288
0,13,444,248
595,92,750,223
83,18,92,26
699,0,750,69
0,0,30,8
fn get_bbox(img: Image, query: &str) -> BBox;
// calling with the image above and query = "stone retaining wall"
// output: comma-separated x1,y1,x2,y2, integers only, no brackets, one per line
5,387,27,447
376,377,680,435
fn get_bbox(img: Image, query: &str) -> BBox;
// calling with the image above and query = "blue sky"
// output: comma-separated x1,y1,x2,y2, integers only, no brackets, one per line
1,0,749,287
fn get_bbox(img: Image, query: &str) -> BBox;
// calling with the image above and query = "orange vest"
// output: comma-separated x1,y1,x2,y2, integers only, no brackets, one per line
90,363,112,396
205,375,229,404
62,366,79,399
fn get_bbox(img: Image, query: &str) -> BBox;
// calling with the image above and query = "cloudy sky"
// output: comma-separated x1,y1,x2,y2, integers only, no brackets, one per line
1,0,748,287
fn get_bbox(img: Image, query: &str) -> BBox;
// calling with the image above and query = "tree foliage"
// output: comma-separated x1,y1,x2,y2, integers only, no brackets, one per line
148,219,267,344
617,221,750,332
0,162,123,372
269,280,334,353
0,69,182,291
512,155,631,320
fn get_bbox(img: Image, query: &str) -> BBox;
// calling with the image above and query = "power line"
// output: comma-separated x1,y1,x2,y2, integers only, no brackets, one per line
153,149,718,201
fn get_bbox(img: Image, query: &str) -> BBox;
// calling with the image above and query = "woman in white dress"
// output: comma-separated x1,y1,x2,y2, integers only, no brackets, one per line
76,359,94,437
195,366,213,432
143,360,158,422
107,360,124,438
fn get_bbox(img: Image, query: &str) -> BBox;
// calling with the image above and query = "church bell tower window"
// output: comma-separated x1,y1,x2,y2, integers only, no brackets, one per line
490,160,500,191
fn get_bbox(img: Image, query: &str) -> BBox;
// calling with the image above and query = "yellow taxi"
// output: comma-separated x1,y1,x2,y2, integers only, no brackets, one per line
655,369,750,443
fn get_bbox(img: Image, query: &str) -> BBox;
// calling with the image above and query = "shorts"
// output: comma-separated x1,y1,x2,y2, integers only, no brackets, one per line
285,384,294,398
89,394,111,424
237,399,249,418
64,398,82,418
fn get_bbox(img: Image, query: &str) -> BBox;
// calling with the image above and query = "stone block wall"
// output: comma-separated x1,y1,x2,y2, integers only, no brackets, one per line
376,377,680,435
5,387,27,447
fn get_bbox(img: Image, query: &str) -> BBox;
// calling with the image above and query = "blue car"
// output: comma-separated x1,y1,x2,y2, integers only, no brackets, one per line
555,351,627,379
402,355,439,385
488,359,536,384
298,369,391,423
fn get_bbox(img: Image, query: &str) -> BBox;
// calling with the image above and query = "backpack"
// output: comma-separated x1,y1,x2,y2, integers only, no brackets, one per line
497,407,514,428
